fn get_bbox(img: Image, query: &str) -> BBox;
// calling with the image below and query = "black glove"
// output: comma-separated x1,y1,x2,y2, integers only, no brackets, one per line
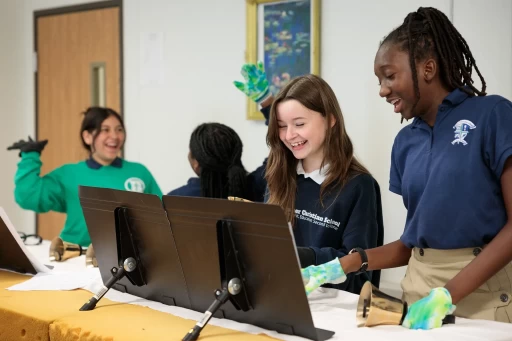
297,246,316,268
7,136,48,156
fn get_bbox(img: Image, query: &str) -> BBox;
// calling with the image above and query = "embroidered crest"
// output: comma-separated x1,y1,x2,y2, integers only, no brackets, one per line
451,120,476,146
124,177,146,193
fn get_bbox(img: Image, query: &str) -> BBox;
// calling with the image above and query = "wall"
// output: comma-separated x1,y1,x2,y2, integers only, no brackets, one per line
453,0,512,97
0,0,511,286
0,0,104,234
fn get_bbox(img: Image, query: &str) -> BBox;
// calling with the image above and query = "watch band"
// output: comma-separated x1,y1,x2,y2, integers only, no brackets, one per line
349,247,368,274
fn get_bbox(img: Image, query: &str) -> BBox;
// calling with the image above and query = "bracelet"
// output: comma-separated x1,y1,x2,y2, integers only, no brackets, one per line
349,247,368,275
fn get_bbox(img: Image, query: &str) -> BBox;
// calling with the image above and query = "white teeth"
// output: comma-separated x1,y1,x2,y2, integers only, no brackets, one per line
391,99,400,105
291,141,306,147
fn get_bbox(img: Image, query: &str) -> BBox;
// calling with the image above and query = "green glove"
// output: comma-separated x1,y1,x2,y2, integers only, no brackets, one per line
233,61,271,104
402,287,456,330
301,258,347,296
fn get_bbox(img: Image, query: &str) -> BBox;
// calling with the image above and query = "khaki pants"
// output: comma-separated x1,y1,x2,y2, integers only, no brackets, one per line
401,247,512,322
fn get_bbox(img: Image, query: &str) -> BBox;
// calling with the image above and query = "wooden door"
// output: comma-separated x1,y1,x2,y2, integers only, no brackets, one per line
35,6,121,240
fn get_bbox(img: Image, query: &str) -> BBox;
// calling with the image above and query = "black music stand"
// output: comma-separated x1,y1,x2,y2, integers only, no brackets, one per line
162,195,334,341
78,186,191,309
0,215,37,275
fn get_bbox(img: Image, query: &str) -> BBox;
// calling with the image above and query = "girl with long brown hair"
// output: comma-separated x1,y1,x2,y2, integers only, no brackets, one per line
265,73,383,295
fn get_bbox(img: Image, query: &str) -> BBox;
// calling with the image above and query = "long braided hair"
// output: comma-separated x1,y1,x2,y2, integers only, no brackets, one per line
381,7,487,122
189,123,249,199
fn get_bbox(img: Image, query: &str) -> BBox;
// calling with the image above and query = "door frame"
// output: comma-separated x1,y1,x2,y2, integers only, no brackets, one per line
33,0,124,235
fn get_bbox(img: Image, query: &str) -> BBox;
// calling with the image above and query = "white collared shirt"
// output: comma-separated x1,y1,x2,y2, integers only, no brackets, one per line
296,161,329,185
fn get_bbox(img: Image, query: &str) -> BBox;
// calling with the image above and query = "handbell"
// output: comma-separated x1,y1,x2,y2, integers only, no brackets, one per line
356,281,456,327
356,281,406,327
228,196,253,202
49,237,87,262
85,244,98,268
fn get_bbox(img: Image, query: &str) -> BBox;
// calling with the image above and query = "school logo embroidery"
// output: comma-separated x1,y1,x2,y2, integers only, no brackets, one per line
294,209,341,231
451,119,476,146
124,177,146,193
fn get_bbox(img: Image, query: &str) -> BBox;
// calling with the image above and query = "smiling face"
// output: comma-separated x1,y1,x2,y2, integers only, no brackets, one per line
374,42,436,121
82,115,125,165
276,99,328,172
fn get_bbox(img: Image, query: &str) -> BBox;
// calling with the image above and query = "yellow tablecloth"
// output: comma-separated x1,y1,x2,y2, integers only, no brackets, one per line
0,271,278,341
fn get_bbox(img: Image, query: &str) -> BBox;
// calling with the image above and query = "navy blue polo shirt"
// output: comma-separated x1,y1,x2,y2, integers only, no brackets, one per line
391,88,512,249
85,157,123,169
166,161,267,201
168,177,201,197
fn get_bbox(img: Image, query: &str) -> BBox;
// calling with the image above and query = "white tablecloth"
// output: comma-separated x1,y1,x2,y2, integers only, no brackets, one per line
23,241,512,341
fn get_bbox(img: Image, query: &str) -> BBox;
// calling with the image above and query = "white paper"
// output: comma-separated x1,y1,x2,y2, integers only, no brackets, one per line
26,240,87,272
0,207,51,274
7,267,100,291
139,32,165,87
8,243,512,341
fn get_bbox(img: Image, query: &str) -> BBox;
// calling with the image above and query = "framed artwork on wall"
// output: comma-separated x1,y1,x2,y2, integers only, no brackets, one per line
245,0,321,120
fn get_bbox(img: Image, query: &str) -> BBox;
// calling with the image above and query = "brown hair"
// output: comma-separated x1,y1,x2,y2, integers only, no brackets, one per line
265,74,369,224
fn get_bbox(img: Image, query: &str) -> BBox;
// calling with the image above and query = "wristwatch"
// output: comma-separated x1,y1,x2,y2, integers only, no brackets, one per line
349,247,368,275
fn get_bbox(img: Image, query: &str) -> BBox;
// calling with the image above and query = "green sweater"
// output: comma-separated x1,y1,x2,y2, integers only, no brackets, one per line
14,152,162,246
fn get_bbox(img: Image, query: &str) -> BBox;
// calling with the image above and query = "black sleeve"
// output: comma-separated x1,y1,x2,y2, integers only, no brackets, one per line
247,158,267,202
260,106,270,126
297,246,316,268
316,174,383,293
246,105,271,201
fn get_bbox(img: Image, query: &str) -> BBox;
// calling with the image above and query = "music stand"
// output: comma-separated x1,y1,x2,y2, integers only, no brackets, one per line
0,216,37,275
78,186,191,309
0,207,51,274
162,195,334,341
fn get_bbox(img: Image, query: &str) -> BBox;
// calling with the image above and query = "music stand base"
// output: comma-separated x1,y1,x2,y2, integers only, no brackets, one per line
182,288,230,341
314,327,335,341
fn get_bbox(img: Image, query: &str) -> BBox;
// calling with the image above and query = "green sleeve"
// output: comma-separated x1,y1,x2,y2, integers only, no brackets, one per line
14,152,67,213
143,166,162,197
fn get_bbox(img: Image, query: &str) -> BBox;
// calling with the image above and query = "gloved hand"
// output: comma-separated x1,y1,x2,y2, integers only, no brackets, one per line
301,258,347,296
7,136,48,156
402,287,456,330
233,61,271,104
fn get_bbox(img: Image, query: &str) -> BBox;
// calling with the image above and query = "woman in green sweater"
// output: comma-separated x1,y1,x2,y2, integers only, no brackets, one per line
7,107,162,247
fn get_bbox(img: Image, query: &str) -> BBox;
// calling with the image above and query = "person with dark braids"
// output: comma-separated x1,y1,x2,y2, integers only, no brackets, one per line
168,62,274,201
168,121,267,201
300,7,512,329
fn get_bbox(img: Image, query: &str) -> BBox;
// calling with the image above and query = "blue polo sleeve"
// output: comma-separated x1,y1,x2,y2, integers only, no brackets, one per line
389,138,402,195
485,99,512,179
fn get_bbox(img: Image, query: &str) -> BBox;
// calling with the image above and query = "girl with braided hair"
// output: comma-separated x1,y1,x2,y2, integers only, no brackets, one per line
168,121,266,201
168,62,273,201
301,7,512,329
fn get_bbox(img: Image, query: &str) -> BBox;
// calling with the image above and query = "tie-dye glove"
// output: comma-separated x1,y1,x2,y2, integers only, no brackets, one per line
301,258,347,296
233,61,271,104
402,287,456,330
